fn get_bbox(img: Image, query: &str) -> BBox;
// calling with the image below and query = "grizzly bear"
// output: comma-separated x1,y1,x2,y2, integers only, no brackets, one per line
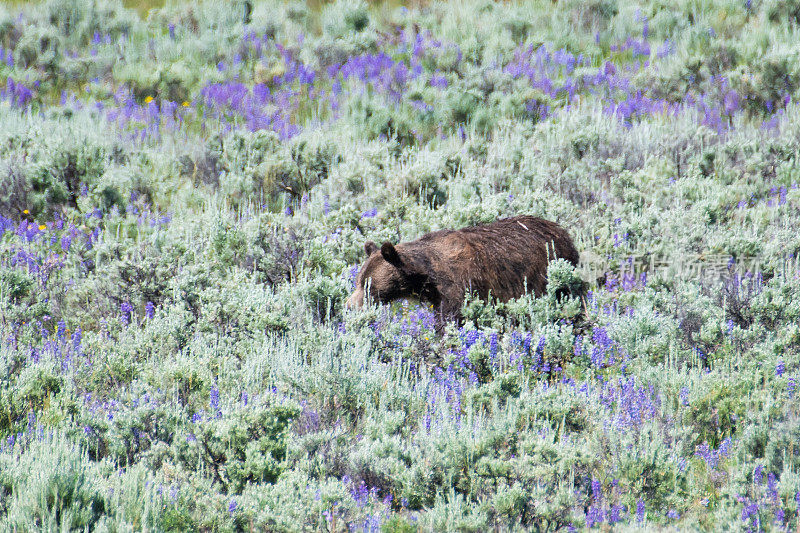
345,215,580,331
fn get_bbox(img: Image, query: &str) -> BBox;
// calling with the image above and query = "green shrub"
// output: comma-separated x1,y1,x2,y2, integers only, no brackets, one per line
0,432,105,531
176,401,300,493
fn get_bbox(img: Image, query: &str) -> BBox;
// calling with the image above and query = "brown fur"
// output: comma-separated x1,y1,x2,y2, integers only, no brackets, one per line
346,216,580,331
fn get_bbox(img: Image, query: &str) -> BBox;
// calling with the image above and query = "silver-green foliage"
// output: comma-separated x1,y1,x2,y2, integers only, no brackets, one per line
1,0,800,530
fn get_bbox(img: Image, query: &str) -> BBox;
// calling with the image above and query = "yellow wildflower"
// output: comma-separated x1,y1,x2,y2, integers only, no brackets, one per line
39,225,46,230
182,101,190,107
144,96,154,103
23,209,29,214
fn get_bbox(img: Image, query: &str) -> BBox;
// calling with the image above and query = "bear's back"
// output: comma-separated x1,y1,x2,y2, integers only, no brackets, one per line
404,216,578,301
453,216,578,265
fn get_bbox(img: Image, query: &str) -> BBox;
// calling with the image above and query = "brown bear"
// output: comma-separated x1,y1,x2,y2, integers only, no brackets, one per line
345,215,580,331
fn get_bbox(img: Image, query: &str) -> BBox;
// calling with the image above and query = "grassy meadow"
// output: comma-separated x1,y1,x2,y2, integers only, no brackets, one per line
1,0,800,530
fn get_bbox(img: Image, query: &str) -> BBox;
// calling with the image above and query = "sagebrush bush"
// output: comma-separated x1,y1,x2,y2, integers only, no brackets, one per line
0,0,800,530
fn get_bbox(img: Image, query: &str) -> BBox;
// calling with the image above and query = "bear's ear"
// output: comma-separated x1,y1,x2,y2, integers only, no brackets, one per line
381,241,402,267
364,241,378,257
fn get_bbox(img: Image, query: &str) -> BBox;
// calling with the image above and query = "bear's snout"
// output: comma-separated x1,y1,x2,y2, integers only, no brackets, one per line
345,289,364,310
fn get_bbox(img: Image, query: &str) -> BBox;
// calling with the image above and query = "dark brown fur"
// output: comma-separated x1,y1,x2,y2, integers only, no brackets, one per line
345,216,580,331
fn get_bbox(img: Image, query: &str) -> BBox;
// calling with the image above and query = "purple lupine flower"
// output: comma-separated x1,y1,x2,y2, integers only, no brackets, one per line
767,473,778,497
4,78,34,107
361,207,377,219
120,302,134,325
586,504,604,527
719,437,733,458
592,478,602,500
228,499,237,515
636,499,645,522
210,385,220,415
591,327,615,367
168,24,175,39
724,90,740,114
667,509,679,519
72,328,82,354
574,336,584,359
345,265,359,288
145,301,155,320
534,335,545,368
741,501,759,525
608,504,623,523
788,378,796,398
680,386,690,406
776,360,785,376
489,333,499,362
695,442,721,469
430,72,448,88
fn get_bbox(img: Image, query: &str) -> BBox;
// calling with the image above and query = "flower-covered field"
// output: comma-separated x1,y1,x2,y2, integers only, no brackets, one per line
1,0,800,530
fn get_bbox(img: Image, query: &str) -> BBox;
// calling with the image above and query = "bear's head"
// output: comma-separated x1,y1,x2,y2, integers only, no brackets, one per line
345,240,431,310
